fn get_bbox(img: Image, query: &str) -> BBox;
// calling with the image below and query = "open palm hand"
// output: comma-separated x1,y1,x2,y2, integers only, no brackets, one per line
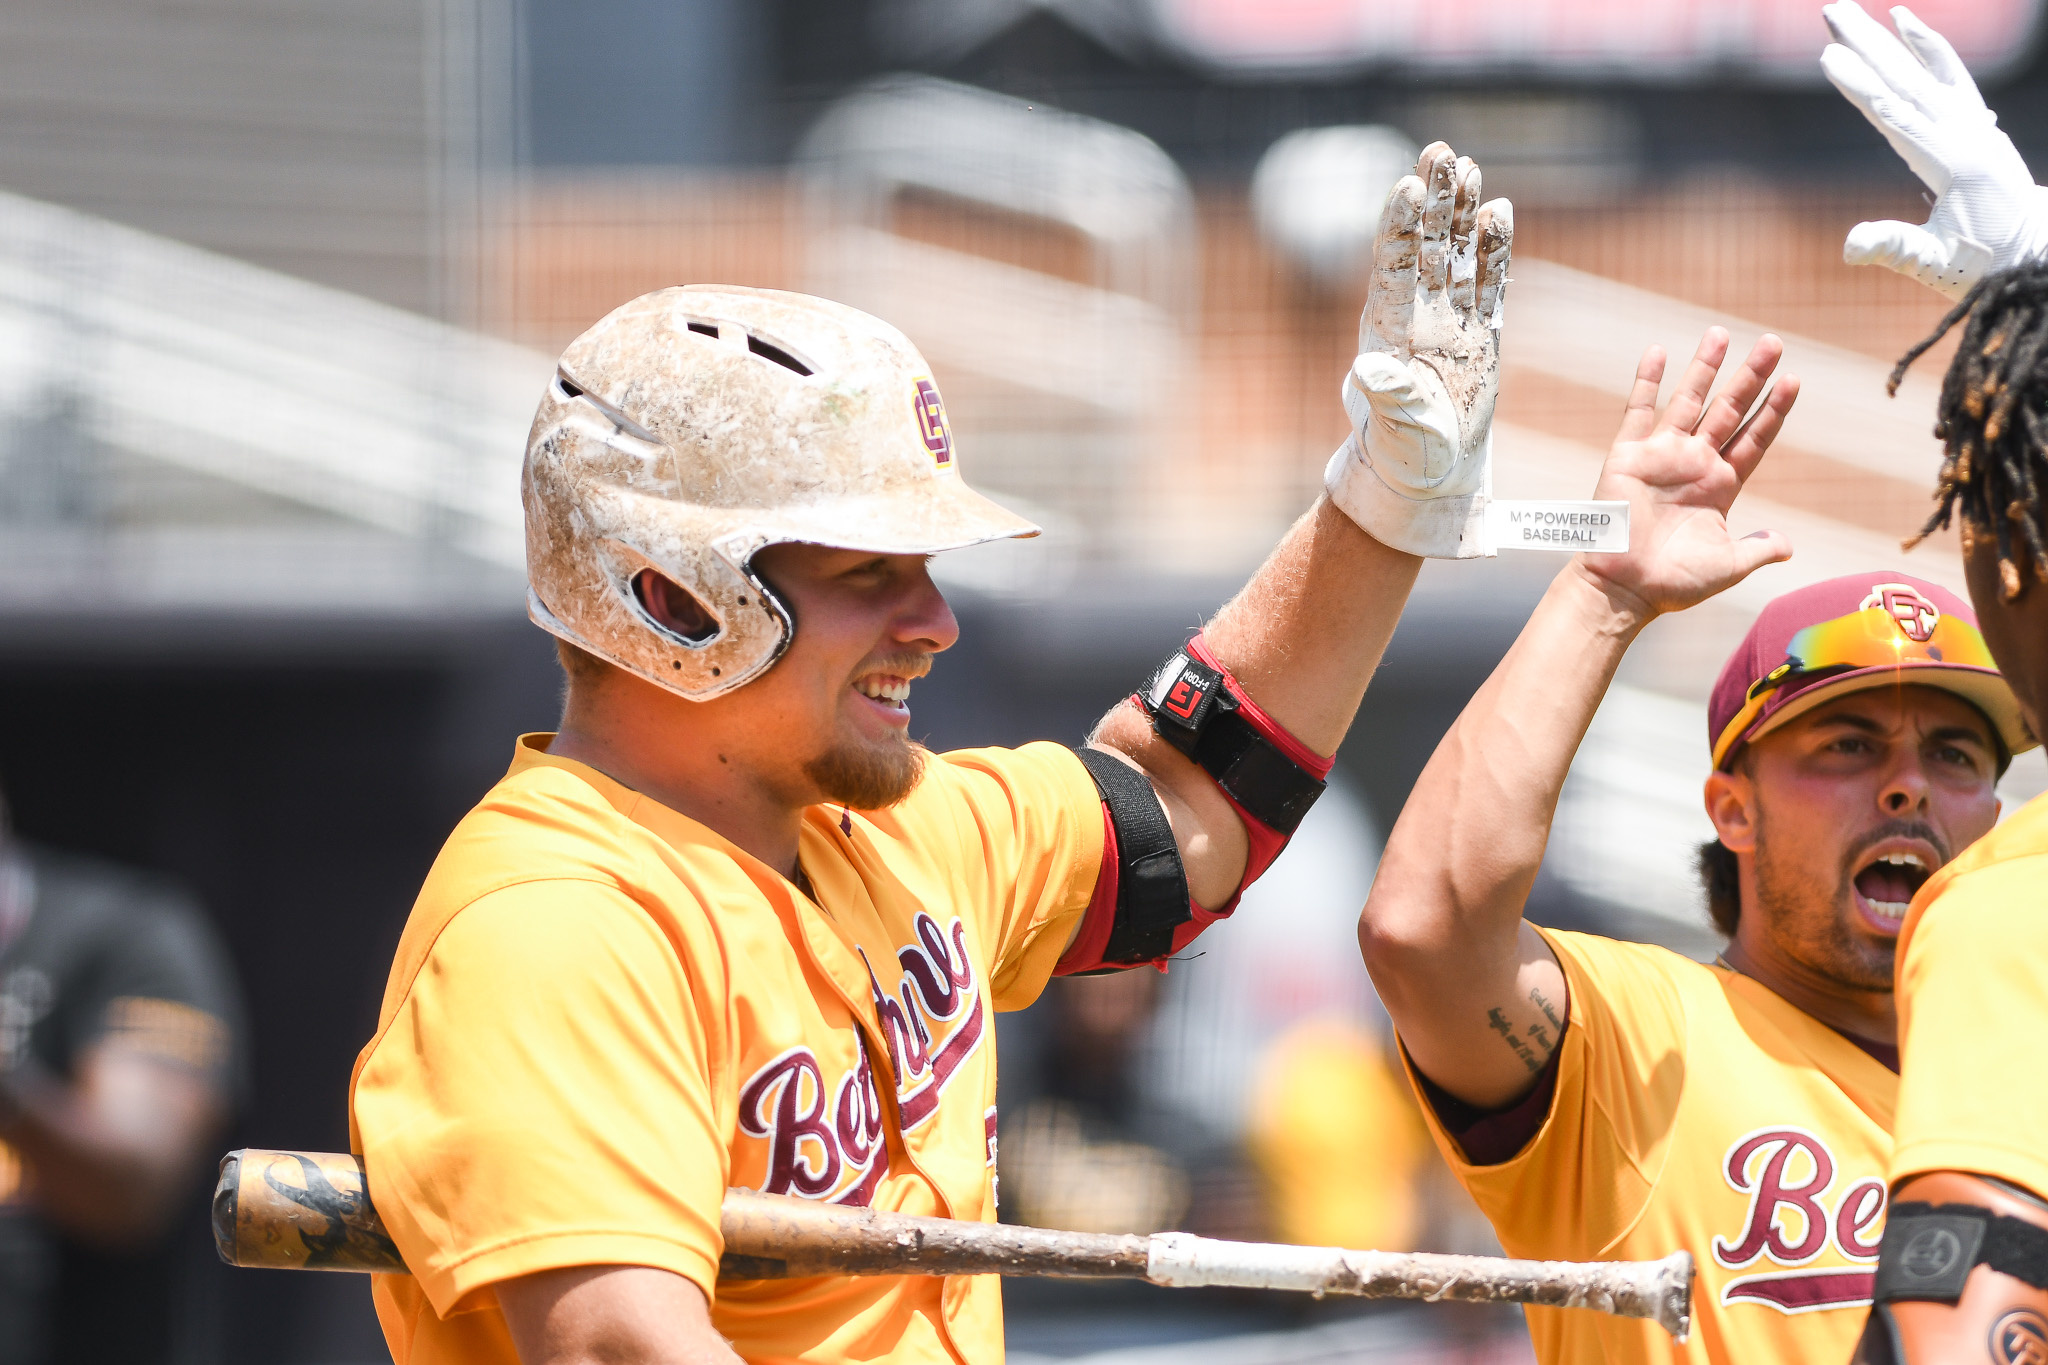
1581,328,1801,618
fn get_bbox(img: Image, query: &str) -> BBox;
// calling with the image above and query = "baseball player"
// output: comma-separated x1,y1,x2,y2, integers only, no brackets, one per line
1822,6,2048,1359
349,143,1512,1365
1356,321,2034,1363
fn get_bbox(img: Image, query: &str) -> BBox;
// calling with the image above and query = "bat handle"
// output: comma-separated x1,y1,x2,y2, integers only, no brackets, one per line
1144,1236,1696,1341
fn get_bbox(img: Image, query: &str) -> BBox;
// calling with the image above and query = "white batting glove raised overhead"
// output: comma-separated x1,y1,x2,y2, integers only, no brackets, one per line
1823,2,2048,298
1325,142,1512,559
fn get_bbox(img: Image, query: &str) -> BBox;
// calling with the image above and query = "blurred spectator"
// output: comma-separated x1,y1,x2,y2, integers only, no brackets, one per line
1001,970,1264,1240
1245,1019,1430,1252
0,785,244,1365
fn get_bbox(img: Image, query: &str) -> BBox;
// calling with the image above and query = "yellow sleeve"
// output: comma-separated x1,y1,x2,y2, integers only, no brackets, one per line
916,742,1106,1012
1403,930,1688,1260
1893,850,2048,1197
352,879,729,1317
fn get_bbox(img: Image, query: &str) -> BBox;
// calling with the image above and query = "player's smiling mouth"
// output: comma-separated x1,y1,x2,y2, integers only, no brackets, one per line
852,673,913,712
1849,844,1935,931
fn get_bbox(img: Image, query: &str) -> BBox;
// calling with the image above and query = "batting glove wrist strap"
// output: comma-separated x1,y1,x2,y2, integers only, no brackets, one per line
1325,428,1491,561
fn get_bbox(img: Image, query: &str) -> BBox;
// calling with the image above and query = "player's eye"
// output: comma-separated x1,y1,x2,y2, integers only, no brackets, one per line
840,557,891,583
1933,743,1980,771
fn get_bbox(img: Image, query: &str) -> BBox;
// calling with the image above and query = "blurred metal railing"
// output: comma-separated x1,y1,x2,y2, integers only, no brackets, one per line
798,76,1196,563
0,189,549,570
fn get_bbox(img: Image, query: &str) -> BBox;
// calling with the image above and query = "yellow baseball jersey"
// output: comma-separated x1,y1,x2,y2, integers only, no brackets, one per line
1405,928,1896,1365
1892,792,2048,1198
348,734,1104,1365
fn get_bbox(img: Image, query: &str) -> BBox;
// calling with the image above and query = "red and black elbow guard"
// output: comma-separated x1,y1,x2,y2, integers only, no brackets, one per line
1058,634,1332,975
1139,635,1332,887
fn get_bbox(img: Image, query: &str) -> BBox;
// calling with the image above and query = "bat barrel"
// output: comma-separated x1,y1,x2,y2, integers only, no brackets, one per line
210,1148,1154,1282
214,1148,406,1273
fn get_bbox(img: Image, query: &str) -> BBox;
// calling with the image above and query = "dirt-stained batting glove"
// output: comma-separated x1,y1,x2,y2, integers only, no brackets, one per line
1325,142,1513,559
1824,2,2048,299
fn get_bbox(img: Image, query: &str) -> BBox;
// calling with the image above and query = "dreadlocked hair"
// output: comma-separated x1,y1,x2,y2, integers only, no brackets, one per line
1891,262,2048,602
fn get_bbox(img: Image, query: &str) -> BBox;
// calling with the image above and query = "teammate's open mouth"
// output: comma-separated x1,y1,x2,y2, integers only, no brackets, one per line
1850,849,1932,928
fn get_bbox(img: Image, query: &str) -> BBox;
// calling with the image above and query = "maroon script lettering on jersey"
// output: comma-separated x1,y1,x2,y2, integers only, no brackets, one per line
1713,1127,1885,1313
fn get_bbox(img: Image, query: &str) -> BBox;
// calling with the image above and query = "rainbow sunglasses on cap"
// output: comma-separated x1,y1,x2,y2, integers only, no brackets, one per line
1710,600,2020,771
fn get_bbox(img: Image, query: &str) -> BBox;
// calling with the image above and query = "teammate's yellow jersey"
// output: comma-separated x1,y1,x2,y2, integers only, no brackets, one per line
1892,792,2048,1198
1406,928,1896,1365
349,734,1104,1365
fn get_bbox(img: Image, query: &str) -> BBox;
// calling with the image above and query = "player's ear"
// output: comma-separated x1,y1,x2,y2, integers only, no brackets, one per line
1703,767,1759,855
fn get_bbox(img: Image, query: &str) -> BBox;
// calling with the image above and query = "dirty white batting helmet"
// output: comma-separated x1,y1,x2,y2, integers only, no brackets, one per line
523,286,1037,700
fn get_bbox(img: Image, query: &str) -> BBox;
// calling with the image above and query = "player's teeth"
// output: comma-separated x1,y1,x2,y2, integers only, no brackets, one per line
1869,900,1909,916
1879,853,1925,869
855,677,910,704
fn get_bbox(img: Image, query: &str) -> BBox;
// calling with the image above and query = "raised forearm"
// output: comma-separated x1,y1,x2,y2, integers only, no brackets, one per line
1092,499,1421,906
1359,563,1643,1104
1373,563,1644,944
1198,498,1424,754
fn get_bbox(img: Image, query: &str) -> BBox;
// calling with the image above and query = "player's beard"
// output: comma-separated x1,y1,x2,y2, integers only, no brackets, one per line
804,731,926,811
1752,808,1940,994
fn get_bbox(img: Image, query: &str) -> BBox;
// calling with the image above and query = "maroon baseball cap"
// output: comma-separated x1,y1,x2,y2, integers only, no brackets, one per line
1708,572,2033,771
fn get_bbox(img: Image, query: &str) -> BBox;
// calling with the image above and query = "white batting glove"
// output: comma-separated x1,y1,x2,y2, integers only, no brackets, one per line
1823,2,2048,299
1325,142,1513,559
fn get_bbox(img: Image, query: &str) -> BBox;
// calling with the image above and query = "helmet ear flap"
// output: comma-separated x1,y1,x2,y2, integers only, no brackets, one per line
589,538,793,700
522,397,797,701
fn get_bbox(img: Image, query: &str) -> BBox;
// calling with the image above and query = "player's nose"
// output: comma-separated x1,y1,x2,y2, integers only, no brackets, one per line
893,560,959,655
1879,757,1931,814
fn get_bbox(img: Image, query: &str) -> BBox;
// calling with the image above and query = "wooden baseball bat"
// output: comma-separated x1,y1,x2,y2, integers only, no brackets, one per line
213,1149,1693,1340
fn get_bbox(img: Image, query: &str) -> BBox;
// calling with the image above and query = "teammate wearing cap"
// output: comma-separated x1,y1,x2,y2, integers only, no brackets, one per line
1823,6,2048,1358
350,143,1516,1365
1356,318,2032,1364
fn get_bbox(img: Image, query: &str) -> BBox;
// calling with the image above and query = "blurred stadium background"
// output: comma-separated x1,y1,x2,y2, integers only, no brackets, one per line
1,0,2045,1360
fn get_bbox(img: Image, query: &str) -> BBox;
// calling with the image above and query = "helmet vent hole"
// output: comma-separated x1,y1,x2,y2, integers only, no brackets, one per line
569,385,658,444
687,321,719,338
746,336,813,377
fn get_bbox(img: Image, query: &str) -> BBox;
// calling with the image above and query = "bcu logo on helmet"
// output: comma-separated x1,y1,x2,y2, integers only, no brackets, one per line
1862,583,1940,643
913,377,953,469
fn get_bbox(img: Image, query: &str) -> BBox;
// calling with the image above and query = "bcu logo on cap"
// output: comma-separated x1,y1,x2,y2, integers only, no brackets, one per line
1864,582,1939,643
1706,570,2035,772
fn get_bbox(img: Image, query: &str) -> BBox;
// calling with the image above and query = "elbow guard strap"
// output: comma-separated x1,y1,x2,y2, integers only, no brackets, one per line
1070,746,1191,966
1137,634,1332,895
